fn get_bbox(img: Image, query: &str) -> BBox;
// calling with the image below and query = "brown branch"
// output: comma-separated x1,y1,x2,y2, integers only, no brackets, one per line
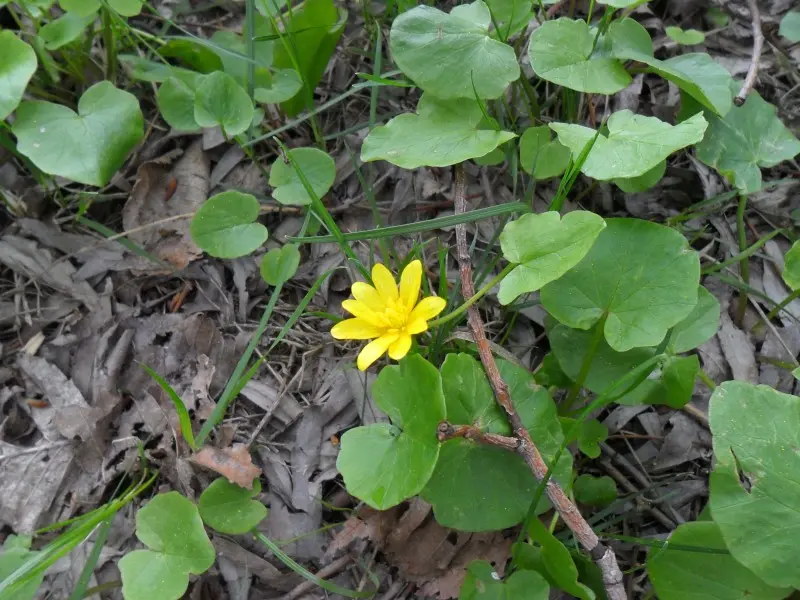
437,421,520,452
735,0,764,106
452,164,626,600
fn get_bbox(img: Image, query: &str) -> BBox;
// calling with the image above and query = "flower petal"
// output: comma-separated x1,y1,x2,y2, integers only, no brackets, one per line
388,333,412,360
399,259,422,310
352,282,385,312
331,318,383,340
406,317,428,335
357,332,399,371
372,263,398,302
342,299,386,327
409,296,447,322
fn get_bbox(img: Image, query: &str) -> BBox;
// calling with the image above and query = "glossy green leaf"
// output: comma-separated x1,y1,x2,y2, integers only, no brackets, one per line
498,211,606,305
337,355,446,510
551,111,707,180
119,492,215,600
696,90,800,193
269,147,335,206
666,26,706,45
459,560,550,600
0,536,43,600
159,38,223,73
780,11,800,42
613,160,665,193
0,31,37,120
255,69,302,104
474,146,506,166
108,0,142,15
194,71,254,137
529,519,594,600
13,82,143,186
541,218,701,351
528,18,630,94
573,474,617,507
157,77,201,132
560,417,608,458
518,126,571,179
423,354,572,531
39,11,95,50
60,0,99,15
362,94,516,168
668,286,720,353
648,521,790,600
709,382,800,589
260,245,301,286
782,241,800,291
199,478,268,535
390,0,519,99
190,191,268,258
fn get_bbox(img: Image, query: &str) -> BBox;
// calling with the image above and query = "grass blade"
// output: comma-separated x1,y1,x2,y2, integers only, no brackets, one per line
139,363,197,450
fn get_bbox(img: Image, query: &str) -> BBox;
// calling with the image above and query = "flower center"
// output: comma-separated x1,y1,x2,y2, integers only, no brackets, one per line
383,298,409,329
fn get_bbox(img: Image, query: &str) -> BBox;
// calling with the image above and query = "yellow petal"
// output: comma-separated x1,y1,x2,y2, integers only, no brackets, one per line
342,299,386,327
357,332,399,370
352,281,385,312
372,263,398,302
331,318,383,340
406,317,428,335
399,259,422,310
388,333,412,360
409,296,447,322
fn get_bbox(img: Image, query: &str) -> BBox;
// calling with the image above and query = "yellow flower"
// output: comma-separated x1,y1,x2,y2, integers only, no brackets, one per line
331,260,446,371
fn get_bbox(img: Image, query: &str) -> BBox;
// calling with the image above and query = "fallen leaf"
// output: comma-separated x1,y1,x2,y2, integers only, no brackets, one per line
191,444,262,489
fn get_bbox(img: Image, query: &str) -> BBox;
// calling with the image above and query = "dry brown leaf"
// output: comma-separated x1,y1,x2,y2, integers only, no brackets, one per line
191,444,262,489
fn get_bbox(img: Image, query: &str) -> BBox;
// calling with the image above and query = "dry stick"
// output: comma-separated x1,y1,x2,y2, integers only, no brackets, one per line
735,0,764,106
451,164,626,600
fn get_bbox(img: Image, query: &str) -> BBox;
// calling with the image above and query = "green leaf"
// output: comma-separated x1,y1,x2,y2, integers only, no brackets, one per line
485,0,533,39
39,11,95,50
13,81,144,187
119,492,215,600
518,126,571,179
696,90,800,194
533,353,573,389
0,31,37,120
782,241,800,291
260,245,301,286
157,77,202,132
779,11,800,42
390,0,519,99
254,0,288,16
362,94,516,168
60,0,99,16
550,111,707,180
269,147,335,206
0,536,44,600
613,160,665,193
190,191,268,258
668,286,720,353
254,69,303,104
528,518,595,600
108,0,142,15
648,521,790,600
337,355,446,510
541,218,701,351
159,38,223,73
666,26,706,45
209,29,273,86
560,417,608,458
199,478,268,535
140,363,196,450
709,382,800,589
498,211,606,305
194,71,254,137
573,474,617,507
706,7,729,27
422,354,572,531
459,560,550,600
528,18,630,94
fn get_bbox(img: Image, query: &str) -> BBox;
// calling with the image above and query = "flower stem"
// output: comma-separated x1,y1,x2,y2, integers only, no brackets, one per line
428,262,516,328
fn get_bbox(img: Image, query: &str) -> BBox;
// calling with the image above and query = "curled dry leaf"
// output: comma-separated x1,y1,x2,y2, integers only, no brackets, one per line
191,443,262,489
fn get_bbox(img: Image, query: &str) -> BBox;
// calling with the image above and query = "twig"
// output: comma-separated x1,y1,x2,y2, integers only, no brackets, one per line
452,164,626,600
437,422,520,452
735,0,764,106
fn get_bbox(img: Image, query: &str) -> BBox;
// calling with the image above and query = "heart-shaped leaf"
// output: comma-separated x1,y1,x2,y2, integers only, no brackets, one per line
337,355,445,510
199,478,268,535
485,0,533,39
666,26,706,45
780,11,800,42
613,161,666,193
498,211,606,305
460,560,550,600
551,111,707,180
119,492,215,600
0,32,37,120
194,71,254,137
159,38,223,73
541,218,701,351
528,519,595,600
39,11,95,50
390,0,519,99
518,126,571,179
269,147,335,205
260,245,301,286
157,77,202,132
573,474,617,507
710,381,800,589
696,90,800,194
362,94,516,168
560,417,608,458
255,69,303,104
190,191,268,258
13,81,144,186
782,241,800,291
209,29,274,86
648,521,790,600
528,18,630,94
422,354,572,531
668,286,720,353
108,0,142,15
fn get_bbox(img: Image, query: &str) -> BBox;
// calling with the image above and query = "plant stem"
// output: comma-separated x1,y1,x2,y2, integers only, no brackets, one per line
735,194,749,326
428,262,515,328
697,369,717,390
563,314,607,413
101,7,117,82
701,228,781,275
764,287,800,323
